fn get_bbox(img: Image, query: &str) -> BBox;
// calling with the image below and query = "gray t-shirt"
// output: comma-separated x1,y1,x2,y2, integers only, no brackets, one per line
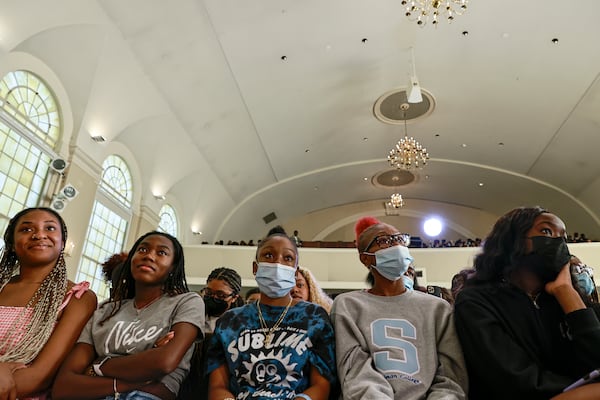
78,291,204,395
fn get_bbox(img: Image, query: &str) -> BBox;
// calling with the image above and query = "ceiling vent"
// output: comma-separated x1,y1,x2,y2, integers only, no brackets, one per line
373,169,416,188
262,212,277,224
373,88,435,125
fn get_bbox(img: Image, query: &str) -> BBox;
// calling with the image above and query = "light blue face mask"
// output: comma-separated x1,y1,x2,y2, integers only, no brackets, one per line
255,262,297,298
402,274,414,291
576,272,596,296
364,245,414,281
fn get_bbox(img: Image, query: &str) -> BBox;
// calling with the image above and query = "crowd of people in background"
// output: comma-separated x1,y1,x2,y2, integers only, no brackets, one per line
2,206,600,399
209,233,597,249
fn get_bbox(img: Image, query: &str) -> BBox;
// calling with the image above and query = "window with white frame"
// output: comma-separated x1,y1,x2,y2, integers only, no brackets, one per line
76,155,133,300
0,70,60,232
158,204,178,237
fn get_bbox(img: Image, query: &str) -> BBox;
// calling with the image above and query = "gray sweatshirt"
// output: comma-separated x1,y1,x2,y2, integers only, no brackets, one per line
331,289,467,400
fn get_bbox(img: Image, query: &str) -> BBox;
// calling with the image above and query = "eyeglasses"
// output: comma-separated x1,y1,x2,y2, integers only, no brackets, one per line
200,288,235,300
363,233,407,252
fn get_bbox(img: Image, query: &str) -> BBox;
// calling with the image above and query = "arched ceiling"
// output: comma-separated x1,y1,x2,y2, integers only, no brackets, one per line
1,0,599,242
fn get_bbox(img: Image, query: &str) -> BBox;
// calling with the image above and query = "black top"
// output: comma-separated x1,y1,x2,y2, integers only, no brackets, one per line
454,283,600,399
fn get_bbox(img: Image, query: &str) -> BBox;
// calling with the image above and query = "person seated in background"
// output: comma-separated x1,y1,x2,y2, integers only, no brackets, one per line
454,206,600,400
331,216,467,400
244,287,261,304
207,225,336,400
201,267,244,334
100,251,128,300
402,264,427,293
53,231,204,400
0,207,97,400
450,268,476,300
570,255,599,306
181,267,244,400
291,266,334,313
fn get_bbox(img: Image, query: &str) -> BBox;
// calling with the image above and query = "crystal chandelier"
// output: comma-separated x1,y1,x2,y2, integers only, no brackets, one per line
388,193,405,208
401,0,468,26
388,107,429,170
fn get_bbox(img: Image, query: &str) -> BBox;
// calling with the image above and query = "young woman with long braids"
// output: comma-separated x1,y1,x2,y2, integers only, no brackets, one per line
206,226,336,400
0,207,97,399
53,231,204,400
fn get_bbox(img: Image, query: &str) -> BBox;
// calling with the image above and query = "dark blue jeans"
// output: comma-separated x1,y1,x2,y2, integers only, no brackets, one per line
104,391,162,400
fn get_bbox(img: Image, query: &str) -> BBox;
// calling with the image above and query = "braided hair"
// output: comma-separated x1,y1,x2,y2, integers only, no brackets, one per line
207,267,244,308
101,231,189,324
0,207,68,363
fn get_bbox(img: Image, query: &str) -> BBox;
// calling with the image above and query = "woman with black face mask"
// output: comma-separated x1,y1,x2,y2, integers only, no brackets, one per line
201,267,244,333
454,206,600,400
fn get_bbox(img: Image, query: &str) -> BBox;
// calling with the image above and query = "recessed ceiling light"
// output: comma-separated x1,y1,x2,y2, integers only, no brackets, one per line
552,38,559,44
362,38,368,43
363,137,368,141
461,143,467,148
478,182,484,187
498,142,504,146
462,31,469,36
363,177,368,181
281,55,287,61
305,149,310,153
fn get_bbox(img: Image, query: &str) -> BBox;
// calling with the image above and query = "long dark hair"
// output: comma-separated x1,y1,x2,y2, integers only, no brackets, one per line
472,206,548,283
101,231,189,323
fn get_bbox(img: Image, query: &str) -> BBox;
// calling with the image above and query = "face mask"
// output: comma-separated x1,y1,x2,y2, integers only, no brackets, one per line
364,245,414,281
576,273,596,296
528,236,571,283
255,262,297,298
204,296,230,317
402,275,414,291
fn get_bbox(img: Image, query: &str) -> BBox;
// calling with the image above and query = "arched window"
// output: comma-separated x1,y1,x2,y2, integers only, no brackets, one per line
0,70,60,232
76,155,133,300
158,204,178,237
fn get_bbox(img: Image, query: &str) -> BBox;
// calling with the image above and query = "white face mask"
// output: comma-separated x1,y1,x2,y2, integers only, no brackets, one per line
364,245,414,281
255,262,297,298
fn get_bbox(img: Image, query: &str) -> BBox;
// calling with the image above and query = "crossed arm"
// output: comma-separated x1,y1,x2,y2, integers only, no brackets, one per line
52,321,199,399
0,288,97,400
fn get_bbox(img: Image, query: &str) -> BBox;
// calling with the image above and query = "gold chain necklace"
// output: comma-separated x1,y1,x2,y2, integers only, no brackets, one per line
256,298,293,345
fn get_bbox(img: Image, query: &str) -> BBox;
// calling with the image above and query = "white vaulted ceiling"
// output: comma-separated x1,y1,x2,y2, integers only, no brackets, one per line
1,0,600,242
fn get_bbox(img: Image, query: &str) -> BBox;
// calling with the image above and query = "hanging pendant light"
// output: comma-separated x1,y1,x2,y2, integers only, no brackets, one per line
388,193,405,208
387,105,429,170
401,0,469,27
